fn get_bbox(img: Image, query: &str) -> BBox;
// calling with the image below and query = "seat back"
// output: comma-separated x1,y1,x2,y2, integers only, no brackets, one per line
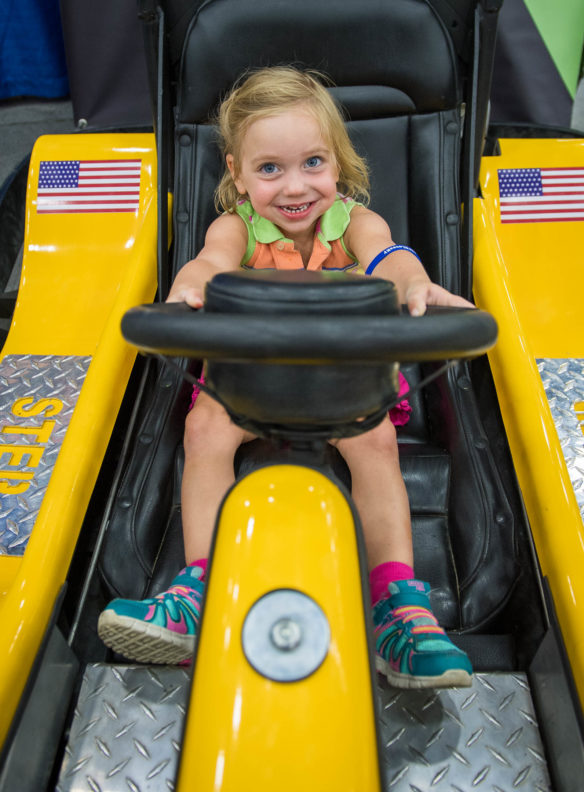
172,0,463,292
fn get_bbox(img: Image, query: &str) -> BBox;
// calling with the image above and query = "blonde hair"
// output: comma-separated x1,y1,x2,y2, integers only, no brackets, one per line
214,66,370,212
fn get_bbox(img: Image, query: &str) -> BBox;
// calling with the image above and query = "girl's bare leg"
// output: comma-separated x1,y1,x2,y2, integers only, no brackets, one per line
182,391,255,564
334,417,413,571
98,392,254,664
337,418,474,688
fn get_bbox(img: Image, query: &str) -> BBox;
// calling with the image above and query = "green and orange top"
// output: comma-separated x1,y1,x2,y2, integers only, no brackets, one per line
235,195,363,272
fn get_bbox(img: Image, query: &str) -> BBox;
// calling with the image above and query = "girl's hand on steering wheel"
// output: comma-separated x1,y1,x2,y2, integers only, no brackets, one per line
166,285,204,309
405,280,474,317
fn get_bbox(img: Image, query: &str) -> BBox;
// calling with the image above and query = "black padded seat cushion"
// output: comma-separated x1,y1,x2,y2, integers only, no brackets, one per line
123,436,461,628
98,358,462,629
99,357,517,632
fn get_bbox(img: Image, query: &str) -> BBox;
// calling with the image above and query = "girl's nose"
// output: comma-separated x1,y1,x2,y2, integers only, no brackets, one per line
282,170,306,196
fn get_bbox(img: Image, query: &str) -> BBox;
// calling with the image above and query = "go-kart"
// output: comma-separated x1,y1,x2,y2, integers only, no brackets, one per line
0,1,583,790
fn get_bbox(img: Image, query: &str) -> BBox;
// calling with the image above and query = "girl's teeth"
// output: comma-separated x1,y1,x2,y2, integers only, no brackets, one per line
283,203,309,213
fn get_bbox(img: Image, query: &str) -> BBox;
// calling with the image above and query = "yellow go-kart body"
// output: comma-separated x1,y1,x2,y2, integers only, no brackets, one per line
181,464,380,791
0,132,159,748
475,137,584,705
3,3,583,790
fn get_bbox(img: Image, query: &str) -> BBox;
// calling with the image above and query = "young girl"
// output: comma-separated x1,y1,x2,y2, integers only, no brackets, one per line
98,66,474,688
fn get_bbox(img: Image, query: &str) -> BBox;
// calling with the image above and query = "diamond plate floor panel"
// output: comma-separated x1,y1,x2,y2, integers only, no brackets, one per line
57,667,551,791
379,673,551,791
56,664,190,792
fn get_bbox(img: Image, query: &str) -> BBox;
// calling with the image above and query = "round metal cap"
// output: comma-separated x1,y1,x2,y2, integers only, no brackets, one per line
242,589,330,682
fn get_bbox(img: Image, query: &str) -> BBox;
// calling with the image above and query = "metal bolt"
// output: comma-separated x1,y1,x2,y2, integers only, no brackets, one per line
270,617,302,651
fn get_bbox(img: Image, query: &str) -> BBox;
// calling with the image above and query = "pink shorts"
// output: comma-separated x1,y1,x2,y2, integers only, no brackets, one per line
189,371,411,427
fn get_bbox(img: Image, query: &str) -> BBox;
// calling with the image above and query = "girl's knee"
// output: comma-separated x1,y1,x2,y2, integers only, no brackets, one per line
337,418,399,460
184,396,244,457
364,419,398,453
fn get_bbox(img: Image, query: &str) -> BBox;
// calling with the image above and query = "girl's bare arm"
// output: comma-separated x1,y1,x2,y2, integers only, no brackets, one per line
167,213,248,307
344,206,473,316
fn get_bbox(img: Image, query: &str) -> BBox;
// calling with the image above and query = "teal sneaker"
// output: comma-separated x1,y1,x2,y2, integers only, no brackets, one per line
97,565,205,665
373,579,472,689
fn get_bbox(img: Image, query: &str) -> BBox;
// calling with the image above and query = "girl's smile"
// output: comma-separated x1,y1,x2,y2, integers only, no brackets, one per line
277,201,315,219
226,107,340,245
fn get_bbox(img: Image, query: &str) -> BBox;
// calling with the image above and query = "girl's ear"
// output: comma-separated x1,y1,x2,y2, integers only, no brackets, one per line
226,154,246,195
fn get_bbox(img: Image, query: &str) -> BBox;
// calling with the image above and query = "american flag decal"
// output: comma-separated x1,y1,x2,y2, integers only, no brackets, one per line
36,159,141,214
498,167,584,223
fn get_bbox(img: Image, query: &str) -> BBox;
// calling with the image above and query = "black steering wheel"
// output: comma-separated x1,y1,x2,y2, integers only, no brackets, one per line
121,300,497,364
121,270,497,437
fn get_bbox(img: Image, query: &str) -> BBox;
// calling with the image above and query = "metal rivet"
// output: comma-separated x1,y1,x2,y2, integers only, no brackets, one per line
271,618,302,651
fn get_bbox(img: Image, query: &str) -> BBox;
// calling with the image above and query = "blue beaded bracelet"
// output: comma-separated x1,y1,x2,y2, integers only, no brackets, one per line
365,244,422,276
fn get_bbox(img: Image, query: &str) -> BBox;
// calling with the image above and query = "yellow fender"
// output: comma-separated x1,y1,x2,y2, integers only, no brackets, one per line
178,464,381,791
0,133,161,748
474,137,584,706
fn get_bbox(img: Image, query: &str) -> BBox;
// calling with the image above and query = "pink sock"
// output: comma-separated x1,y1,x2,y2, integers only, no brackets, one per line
189,558,208,580
369,561,415,605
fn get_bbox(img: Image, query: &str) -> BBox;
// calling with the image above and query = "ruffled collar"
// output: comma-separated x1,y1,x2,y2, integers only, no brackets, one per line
236,195,354,251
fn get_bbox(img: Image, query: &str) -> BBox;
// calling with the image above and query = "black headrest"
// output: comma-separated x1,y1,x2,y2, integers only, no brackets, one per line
178,0,460,124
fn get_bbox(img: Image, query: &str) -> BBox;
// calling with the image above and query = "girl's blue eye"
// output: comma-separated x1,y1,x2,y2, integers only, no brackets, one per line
260,163,278,174
305,156,322,168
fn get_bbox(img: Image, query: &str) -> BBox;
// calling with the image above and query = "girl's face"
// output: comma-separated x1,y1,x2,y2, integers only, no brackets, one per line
226,107,340,241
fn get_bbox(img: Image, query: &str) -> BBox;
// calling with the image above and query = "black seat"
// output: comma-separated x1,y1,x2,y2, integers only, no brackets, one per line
98,0,517,644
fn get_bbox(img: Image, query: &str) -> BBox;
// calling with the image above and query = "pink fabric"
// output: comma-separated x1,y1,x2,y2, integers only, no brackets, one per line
369,561,415,605
189,372,411,426
390,372,412,426
189,377,204,410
